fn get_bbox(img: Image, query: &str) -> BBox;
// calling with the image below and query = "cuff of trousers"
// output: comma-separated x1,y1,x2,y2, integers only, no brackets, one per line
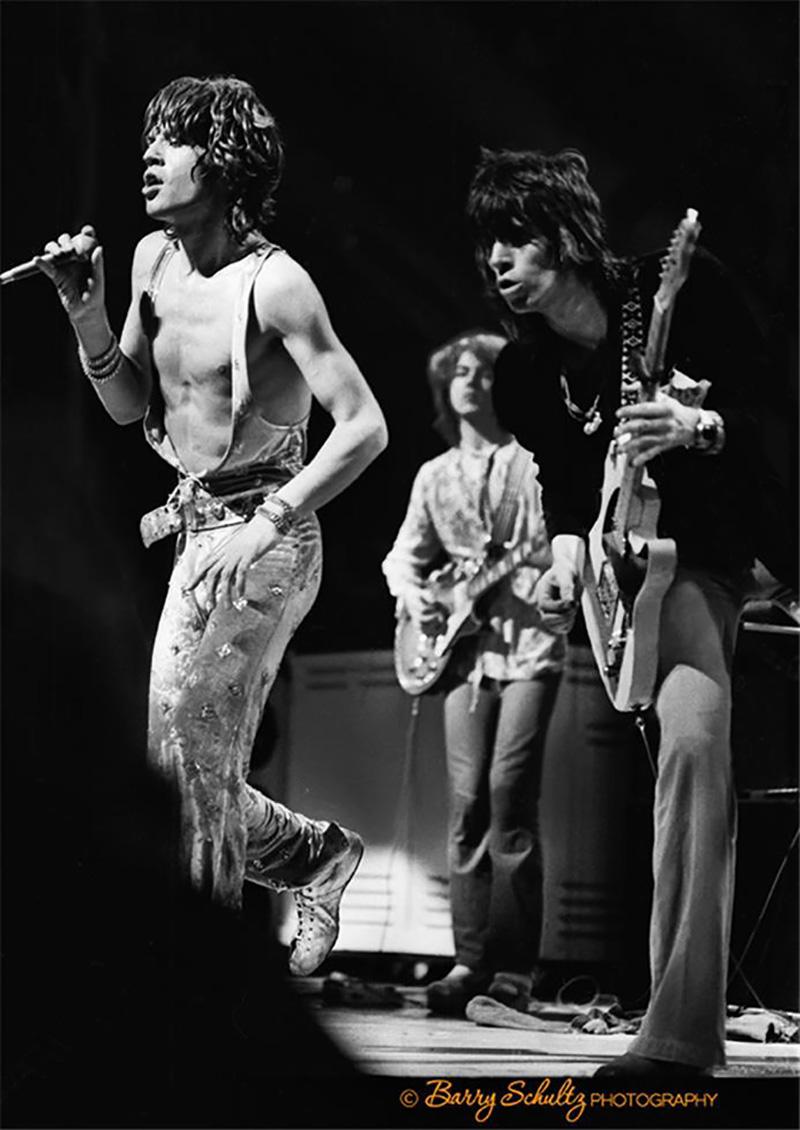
628,1032,724,1071
245,820,331,891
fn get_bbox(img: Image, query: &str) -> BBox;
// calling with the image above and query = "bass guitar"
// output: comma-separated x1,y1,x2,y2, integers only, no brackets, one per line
394,538,548,696
581,208,702,712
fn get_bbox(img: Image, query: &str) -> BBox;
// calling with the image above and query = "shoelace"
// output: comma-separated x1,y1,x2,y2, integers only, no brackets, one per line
293,883,336,937
294,891,320,943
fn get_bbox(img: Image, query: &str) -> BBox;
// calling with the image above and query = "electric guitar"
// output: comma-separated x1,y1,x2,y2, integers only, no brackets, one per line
394,538,549,696
581,208,702,711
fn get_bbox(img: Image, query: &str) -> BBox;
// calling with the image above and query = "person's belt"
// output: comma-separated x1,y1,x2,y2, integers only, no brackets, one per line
139,463,290,548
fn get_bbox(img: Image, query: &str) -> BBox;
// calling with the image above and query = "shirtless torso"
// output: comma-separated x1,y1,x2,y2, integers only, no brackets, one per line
36,130,386,600
127,232,316,474
33,77,383,929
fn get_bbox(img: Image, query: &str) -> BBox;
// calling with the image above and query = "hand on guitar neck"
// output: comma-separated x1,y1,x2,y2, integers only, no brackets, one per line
614,351,701,467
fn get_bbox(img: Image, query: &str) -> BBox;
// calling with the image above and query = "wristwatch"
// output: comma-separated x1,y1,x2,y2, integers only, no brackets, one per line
693,409,725,455
256,494,297,535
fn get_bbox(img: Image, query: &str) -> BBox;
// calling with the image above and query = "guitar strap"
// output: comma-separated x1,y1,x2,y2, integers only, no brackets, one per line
490,443,532,547
619,265,646,406
485,276,645,552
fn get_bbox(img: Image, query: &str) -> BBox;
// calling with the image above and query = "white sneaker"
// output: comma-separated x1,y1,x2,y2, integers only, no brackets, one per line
288,825,364,976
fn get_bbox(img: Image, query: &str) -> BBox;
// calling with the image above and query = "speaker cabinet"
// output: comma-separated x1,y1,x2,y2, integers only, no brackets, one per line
538,644,641,964
258,645,639,964
263,650,452,955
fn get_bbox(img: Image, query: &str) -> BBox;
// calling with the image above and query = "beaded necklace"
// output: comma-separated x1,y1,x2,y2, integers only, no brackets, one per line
559,370,603,435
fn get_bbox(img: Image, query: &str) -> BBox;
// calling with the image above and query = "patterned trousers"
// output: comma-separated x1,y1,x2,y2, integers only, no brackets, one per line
148,509,326,909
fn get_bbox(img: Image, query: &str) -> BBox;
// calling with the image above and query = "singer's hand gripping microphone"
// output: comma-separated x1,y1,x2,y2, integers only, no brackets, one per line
1,231,95,285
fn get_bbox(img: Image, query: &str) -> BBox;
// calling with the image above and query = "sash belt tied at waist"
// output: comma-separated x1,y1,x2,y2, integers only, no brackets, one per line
139,463,292,548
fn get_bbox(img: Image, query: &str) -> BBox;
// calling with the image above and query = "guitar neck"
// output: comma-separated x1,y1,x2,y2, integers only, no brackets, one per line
466,540,539,600
615,331,663,530
615,274,679,532
613,208,701,541
614,439,646,537
643,294,674,384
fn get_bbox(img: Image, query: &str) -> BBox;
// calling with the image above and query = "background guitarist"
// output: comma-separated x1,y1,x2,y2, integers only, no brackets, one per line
382,330,564,1017
466,147,797,1076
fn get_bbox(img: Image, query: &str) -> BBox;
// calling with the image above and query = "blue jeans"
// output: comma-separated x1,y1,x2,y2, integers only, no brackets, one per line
443,674,560,975
629,566,747,1069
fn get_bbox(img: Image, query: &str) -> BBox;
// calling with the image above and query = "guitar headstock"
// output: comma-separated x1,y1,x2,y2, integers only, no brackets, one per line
655,208,702,312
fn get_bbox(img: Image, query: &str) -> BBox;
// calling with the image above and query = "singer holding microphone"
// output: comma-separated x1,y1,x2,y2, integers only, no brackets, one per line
32,74,387,975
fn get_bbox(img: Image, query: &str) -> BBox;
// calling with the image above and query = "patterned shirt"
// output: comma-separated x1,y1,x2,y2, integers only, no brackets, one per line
382,438,564,682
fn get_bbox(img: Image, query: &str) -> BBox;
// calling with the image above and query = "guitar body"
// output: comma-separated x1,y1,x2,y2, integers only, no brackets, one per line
580,206,701,712
582,450,677,712
393,537,547,696
393,566,482,696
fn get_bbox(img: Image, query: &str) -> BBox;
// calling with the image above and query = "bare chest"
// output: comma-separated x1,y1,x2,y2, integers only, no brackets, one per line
145,252,308,472
151,268,242,394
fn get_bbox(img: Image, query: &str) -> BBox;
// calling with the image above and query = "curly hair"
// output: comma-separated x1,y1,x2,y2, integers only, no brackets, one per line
466,147,625,338
427,329,508,447
143,75,284,242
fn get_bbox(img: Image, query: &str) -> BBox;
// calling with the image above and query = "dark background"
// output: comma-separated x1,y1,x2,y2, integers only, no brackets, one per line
2,0,797,659
1,2,797,1126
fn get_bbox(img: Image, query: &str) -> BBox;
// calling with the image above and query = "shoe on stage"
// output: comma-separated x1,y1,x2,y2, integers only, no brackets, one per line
486,971,532,1014
594,1052,712,1078
426,965,490,1017
288,824,364,977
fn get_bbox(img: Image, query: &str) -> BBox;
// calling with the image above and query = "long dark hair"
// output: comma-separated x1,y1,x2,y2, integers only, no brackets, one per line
427,330,508,447
466,147,626,341
143,75,284,242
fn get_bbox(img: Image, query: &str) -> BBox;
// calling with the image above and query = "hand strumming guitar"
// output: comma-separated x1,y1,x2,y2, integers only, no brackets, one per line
400,584,448,637
533,534,585,634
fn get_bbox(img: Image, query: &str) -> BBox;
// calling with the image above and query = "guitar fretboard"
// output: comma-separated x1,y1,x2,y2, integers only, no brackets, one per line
612,209,700,541
614,376,658,540
466,540,541,600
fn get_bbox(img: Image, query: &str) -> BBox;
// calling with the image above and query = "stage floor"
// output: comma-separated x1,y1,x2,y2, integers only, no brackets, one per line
300,985,800,1079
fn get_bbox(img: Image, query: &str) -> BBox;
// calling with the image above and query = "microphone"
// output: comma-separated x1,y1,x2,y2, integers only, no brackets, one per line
1,233,95,286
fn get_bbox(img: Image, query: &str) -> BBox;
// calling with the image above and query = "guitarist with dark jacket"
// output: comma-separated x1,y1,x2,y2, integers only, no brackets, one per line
466,147,797,1076
382,330,564,1017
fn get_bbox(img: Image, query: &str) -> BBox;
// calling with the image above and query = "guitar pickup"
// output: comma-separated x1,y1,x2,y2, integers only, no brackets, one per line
604,635,625,674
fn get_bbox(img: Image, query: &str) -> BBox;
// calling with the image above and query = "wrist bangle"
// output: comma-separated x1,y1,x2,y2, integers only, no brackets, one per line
78,333,123,383
694,409,726,455
256,494,297,535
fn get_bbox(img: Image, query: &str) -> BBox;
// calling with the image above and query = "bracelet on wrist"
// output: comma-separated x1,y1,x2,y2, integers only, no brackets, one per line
256,494,297,536
78,333,123,384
